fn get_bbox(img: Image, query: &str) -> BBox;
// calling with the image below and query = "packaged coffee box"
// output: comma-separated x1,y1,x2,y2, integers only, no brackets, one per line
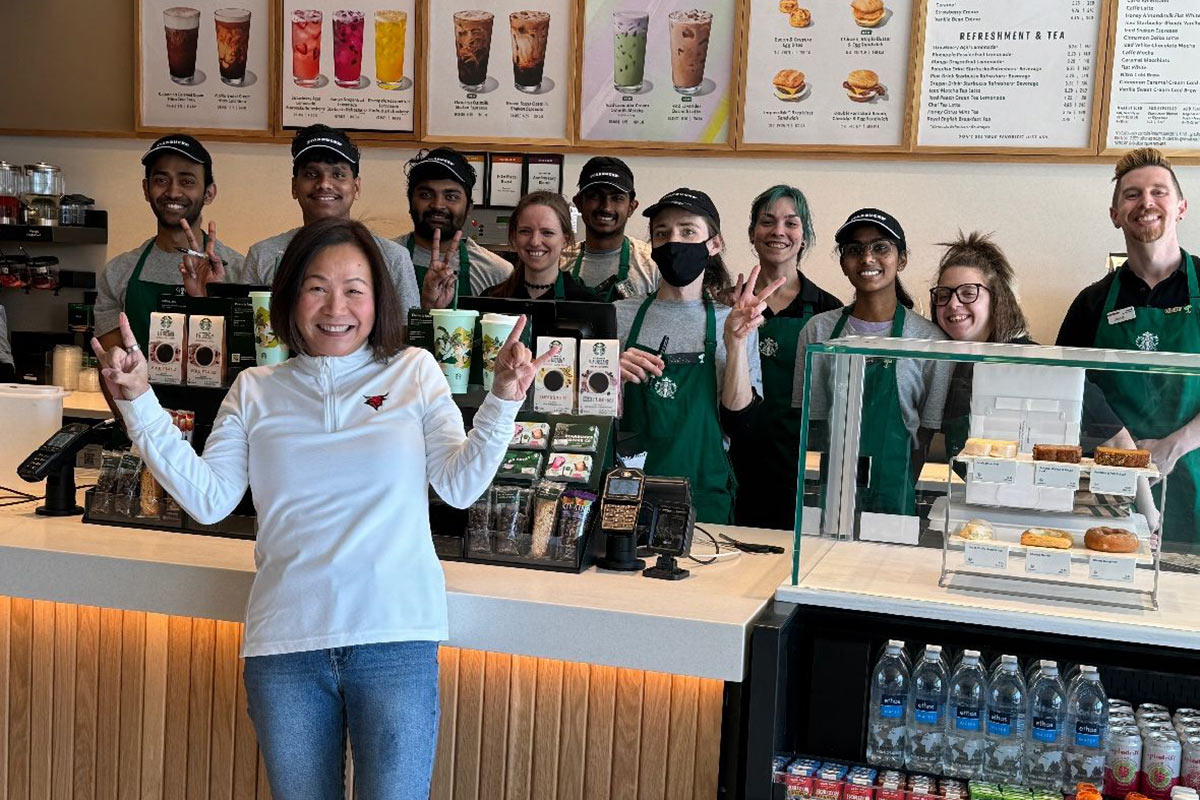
148,312,186,384
578,338,620,416
187,314,226,387
534,336,576,414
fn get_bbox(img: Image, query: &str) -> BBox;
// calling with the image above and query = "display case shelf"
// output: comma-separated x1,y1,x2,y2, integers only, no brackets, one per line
0,217,107,244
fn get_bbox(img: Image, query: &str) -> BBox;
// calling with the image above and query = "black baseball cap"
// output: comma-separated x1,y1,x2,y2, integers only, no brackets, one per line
641,187,720,228
141,134,212,170
406,147,477,194
835,208,906,251
577,156,635,195
291,124,360,170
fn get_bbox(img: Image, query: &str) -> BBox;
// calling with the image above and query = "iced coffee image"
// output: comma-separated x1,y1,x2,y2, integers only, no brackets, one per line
668,9,712,95
454,10,494,92
613,11,649,93
164,7,201,85
510,11,550,93
214,8,251,86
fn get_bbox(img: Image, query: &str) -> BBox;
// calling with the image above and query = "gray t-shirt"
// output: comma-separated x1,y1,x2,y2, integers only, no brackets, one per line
94,237,246,336
239,227,421,312
0,304,12,367
561,236,659,298
396,233,512,296
791,307,954,444
615,296,762,406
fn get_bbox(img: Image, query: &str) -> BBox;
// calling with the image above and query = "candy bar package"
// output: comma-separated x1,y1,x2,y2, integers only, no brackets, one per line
530,479,565,559
496,450,543,483
554,489,596,562
545,453,593,483
551,423,599,453
509,420,549,450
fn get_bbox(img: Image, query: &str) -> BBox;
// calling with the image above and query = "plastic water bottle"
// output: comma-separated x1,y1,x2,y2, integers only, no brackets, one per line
1026,661,1068,790
986,654,1027,784
944,649,988,778
906,644,949,773
1066,666,1109,790
867,640,910,768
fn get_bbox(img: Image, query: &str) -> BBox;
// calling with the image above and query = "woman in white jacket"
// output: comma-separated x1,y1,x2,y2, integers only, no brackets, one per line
92,217,553,800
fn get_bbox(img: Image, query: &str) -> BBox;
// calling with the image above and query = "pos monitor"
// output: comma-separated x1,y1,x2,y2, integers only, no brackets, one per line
456,297,618,342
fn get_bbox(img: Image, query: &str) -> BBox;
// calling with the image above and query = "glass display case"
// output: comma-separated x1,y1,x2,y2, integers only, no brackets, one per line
791,337,1200,608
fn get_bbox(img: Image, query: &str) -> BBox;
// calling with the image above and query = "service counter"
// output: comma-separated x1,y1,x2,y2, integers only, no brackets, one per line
0,506,791,799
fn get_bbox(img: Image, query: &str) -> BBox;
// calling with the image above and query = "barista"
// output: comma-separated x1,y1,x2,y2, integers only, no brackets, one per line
399,147,513,308
563,157,659,301
237,125,421,312
0,303,13,382
94,135,244,353
1057,148,1200,551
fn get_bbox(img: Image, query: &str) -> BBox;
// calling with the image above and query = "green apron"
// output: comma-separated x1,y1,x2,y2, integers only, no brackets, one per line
830,305,916,515
406,234,472,298
622,294,736,524
572,238,631,302
1092,251,1200,549
124,237,198,352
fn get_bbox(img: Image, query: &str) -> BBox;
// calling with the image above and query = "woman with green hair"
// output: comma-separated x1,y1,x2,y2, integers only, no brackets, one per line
730,184,842,530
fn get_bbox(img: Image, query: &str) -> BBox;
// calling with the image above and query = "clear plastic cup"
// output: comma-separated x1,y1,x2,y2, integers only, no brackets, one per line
430,309,479,393
480,313,518,391
249,291,288,365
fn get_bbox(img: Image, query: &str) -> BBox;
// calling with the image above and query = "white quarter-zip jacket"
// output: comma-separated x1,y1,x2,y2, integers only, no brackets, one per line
117,345,520,657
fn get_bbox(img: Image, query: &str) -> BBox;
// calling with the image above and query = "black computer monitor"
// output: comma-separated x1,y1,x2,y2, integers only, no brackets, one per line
205,282,272,298
456,296,617,342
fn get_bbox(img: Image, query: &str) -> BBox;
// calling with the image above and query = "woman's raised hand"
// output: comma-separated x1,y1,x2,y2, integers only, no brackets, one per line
91,312,151,401
489,315,559,401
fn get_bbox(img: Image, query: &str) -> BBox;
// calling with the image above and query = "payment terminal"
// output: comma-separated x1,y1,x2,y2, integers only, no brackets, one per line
596,467,647,571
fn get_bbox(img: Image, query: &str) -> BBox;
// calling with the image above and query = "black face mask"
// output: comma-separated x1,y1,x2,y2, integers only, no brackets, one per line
651,241,711,287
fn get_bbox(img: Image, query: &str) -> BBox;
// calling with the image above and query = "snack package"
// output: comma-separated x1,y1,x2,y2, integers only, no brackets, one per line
467,491,492,554
491,485,531,555
530,479,565,558
509,420,550,449
545,453,593,483
112,452,144,518
551,423,600,453
92,450,123,514
137,464,163,518
554,489,597,562
496,450,543,482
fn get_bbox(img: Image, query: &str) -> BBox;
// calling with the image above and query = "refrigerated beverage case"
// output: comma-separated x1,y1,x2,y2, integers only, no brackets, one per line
291,10,322,87
333,10,364,88
214,9,251,86
1107,726,1144,798
867,640,909,769
1143,731,1183,800
1066,666,1109,790
944,650,987,779
454,10,494,91
613,11,649,93
374,10,407,89
1025,662,1067,791
510,10,549,92
164,7,201,85
906,645,948,773
668,9,712,95
985,655,1027,784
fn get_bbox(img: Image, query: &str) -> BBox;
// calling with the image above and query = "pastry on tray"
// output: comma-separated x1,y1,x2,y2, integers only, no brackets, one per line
956,519,994,541
962,438,1018,458
1020,528,1073,549
1084,526,1139,553
1093,446,1151,468
1032,444,1082,463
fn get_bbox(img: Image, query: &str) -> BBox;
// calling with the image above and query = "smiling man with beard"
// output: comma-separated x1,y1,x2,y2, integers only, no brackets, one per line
94,135,244,353
237,125,420,313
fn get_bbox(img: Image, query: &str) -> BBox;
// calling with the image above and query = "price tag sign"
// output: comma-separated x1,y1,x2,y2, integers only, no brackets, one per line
1089,554,1136,583
1025,549,1071,577
1035,462,1081,490
970,458,1017,485
965,542,1009,570
1090,467,1138,496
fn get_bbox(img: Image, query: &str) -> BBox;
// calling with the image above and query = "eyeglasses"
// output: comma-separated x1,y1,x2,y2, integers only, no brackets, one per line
930,283,989,306
840,239,896,260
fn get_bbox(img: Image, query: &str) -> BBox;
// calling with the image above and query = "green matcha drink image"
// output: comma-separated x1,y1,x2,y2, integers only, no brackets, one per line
613,11,649,92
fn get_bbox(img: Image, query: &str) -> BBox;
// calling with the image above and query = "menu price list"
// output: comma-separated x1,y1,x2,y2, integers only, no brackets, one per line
1107,0,1200,150
917,0,1101,148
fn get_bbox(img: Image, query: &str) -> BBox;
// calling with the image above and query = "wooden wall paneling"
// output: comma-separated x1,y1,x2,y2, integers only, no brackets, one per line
52,603,78,800
0,595,9,799
453,648,487,800
556,662,589,800
582,664,616,800
142,613,170,800
30,600,55,800
232,631,258,800
431,645,460,800
664,676,699,800
73,605,100,800
164,616,194,800
532,659,564,800
186,619,216,800
610,669,644,800
691,680,724,800
637,672,672,800
479,651,512,800
9,597,31,800
95,607,122,800
118,611,146,800
505,654,539,800
210,622,240,800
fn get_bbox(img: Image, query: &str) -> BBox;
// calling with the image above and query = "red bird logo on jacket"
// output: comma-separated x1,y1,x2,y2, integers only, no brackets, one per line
363,393,389,411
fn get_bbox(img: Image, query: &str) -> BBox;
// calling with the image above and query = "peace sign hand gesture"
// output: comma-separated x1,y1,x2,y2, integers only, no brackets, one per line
179,219,227,297
420,228,463,310
490,315,560,401
91,312,151,401
724,265,785,343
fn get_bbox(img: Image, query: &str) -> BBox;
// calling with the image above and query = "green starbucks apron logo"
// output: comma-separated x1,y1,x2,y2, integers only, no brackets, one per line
759,337,778,357
1136,331,1160,351
653,376,678,399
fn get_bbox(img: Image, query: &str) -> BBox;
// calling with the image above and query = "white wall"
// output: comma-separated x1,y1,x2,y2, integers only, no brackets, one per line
3,134,1193,343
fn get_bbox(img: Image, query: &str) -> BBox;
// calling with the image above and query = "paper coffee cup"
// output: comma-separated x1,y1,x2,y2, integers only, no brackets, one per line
480,312,519,391
430,308,479,393
249,291,288,365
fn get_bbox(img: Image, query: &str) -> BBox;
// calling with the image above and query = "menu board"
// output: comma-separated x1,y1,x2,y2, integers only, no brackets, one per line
280,0,416,132
424,0,571,142
916,0,1103,149
138,0,272,132
741,0,914,148
1106,0,1200,151
578,0,737,145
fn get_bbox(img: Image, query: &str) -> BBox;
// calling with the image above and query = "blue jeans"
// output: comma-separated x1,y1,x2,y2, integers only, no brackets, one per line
243,640,440,800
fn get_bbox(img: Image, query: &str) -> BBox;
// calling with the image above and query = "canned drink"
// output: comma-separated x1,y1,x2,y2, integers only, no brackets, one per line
1112,699,1134,707
1141,704,1172,716
1179,725,1200,740
1174,709,1200,718
1145,713,1177,724
1108,726,1145,798
1145,722,1182,737
1143,730,1184,800
1184,736,1200,791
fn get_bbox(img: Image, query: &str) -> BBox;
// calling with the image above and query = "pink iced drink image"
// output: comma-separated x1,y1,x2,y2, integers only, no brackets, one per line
333,9,365,88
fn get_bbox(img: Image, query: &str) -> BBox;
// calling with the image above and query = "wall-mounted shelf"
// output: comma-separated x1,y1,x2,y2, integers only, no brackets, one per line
0,211,108,244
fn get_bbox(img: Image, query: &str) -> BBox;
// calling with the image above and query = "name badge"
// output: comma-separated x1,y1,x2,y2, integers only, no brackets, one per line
1107,306,1136,325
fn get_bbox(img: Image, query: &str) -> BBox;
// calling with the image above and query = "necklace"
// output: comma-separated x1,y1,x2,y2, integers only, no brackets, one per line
524,280,555,290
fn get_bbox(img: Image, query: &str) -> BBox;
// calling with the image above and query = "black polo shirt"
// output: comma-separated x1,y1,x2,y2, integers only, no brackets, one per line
1056,258,1192,348
762,271,844,321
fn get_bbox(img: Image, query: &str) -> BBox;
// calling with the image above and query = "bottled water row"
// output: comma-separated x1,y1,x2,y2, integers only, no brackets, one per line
866,640,1109,791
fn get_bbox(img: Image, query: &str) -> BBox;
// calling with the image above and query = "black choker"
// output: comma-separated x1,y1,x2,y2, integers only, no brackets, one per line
524,280,555,291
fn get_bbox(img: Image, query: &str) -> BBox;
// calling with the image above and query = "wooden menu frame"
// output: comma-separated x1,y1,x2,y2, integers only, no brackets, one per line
907,0,1114,156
